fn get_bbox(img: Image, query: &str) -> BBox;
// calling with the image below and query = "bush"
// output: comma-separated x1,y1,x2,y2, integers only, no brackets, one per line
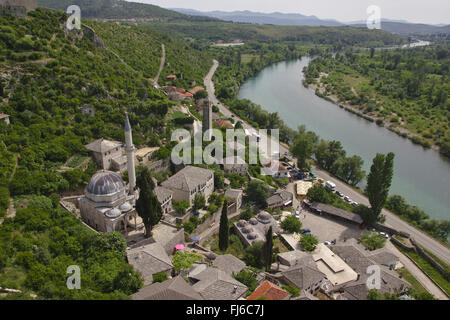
280,215,302,234
361,232,386,251
244,242,264,269
152,272,168,283
300,234,318,252
234,270,258,292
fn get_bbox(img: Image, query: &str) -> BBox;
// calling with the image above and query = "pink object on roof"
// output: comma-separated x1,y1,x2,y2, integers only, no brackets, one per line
174,244,185,251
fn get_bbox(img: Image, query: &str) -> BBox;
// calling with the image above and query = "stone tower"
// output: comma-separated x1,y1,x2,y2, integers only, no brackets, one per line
202,98,212,141
125,112,136,194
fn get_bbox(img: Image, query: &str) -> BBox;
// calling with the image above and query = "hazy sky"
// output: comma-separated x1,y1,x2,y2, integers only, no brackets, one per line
132,0,450,25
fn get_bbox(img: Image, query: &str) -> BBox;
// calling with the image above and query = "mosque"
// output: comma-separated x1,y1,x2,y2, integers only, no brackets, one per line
79,113,138,234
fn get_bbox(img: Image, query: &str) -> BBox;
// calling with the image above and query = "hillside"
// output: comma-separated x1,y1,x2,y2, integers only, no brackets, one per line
37,0,215,21
86,21,212,87
0,9,175,198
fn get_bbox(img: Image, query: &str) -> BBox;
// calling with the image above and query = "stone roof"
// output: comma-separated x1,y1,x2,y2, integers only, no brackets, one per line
310,202,364,224
190,268,248,300
132,276,203,300
85,138,122,153
278,250,309,267
225,189,243,202
126,242,173,285
267,190,293,206
334,270,410,300
247,281,291,300
212,254,246,275
281,256,326,290
154,187,173,204
368,251,400,267
86,171,125,196
330,244,379,274
161,166,214,192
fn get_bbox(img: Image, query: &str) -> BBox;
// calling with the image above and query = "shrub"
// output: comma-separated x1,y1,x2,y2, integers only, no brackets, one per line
280,215,302,234
300,234,318,252
361,232,386,251
152,272,168,283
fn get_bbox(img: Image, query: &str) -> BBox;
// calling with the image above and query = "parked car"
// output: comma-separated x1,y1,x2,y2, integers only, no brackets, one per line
301,229,311,234
344,196,351,202
324,241,332,246
351,201,359,207
379,232,389,239
336,191,344,197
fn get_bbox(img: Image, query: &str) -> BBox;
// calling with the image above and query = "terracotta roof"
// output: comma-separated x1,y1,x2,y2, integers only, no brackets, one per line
215,119,234,129
166,74,177,80
0,113,9,118
189,86,204,95
247,281,290,300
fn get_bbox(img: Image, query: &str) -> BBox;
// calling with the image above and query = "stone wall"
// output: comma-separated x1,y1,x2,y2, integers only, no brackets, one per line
410,238,450,281
373,222,410,238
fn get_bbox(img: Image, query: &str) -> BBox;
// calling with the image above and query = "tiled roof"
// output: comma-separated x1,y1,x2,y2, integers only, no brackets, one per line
310,202,364,224
368,251,400,267
330,245,376,274
85,138,122,153
224,189,243,201
190,268,248,300
161,166,213,192
212,254,246,275
127,242,173,285
132,276,203,300
247,281,290,300
189,86,204,95
267,190,293,206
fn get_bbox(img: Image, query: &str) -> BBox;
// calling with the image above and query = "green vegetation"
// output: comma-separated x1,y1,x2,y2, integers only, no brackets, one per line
136,167,162,238
0,196,143,299
172,251,201,271
245,180,269,207
244,242,265,269
306,184,355,212
360,232,387,251
304,45,450,156
173,200,189,215
219,199,229,251
386,195,449,243
300,234,318,252
280,215,302,234
365,153,395,225
152,272,168,283
282,285,300,297
233,269,258,294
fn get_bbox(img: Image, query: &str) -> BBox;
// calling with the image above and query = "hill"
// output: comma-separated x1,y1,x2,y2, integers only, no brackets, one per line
172,9,343,27
37,0,215,21
350,21,450,35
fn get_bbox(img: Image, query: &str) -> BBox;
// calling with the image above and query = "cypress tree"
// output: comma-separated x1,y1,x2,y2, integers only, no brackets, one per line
365,152,395,224
136,167,162,238
263,226,273,272
219,199,229,251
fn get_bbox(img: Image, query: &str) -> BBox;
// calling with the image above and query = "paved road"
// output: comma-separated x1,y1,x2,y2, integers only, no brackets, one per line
153,44,166,88
204,59,450,267
386,241,448,300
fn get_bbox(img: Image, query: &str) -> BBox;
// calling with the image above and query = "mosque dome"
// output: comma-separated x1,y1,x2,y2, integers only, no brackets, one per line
87,171,125,196
119,202,132,212
257,211,272,224
237,220,247,228
249,218,258,225
242,227,253,234
105,208,121,219
247,233,258,240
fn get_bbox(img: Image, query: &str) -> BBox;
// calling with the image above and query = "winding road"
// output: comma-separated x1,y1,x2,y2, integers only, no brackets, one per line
204,59,450,289
153,44,166,88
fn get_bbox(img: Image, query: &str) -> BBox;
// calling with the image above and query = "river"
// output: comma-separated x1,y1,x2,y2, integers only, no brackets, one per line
238,57,450,221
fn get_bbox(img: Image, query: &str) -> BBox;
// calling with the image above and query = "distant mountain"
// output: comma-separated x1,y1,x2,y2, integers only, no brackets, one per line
350,21,450,35
37,0,216,21
172,8,343,27
173,8,450,35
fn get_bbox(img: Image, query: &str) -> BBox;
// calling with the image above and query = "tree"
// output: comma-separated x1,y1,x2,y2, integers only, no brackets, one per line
280,215,302,234
219,199,229,251
245,180,269,207
193,194,206,211
244,242,264,269
365,153,395,224
173,200,189,215
263,226,273,272
306,184,330,203
290,132,314,171
340,156,365,186
300,234,318,252
152,272,168,283
361,232,386,251
136,167,162,238
233,270,258,292
194,90,208,100
239,206,255,220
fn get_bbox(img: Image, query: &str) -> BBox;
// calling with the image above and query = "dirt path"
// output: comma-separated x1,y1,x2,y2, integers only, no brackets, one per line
153,44,166,88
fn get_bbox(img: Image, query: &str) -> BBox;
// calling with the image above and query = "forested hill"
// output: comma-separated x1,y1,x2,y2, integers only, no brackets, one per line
37,0,216,21
0,9,179,198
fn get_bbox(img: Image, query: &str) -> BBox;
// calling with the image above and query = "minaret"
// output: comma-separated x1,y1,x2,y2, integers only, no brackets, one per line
125,112,136,194
203,98,212,141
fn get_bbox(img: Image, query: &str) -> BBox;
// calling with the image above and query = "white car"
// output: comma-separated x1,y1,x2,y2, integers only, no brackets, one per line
379,232,389,239
324,241,332,246
295,211,300,218
351,201,359,207
344,196,351,202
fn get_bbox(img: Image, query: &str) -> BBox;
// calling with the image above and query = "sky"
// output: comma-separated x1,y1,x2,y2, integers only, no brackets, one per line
131,0,450,25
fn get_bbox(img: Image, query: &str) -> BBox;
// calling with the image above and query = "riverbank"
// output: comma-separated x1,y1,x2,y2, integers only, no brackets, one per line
306,78,440,154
